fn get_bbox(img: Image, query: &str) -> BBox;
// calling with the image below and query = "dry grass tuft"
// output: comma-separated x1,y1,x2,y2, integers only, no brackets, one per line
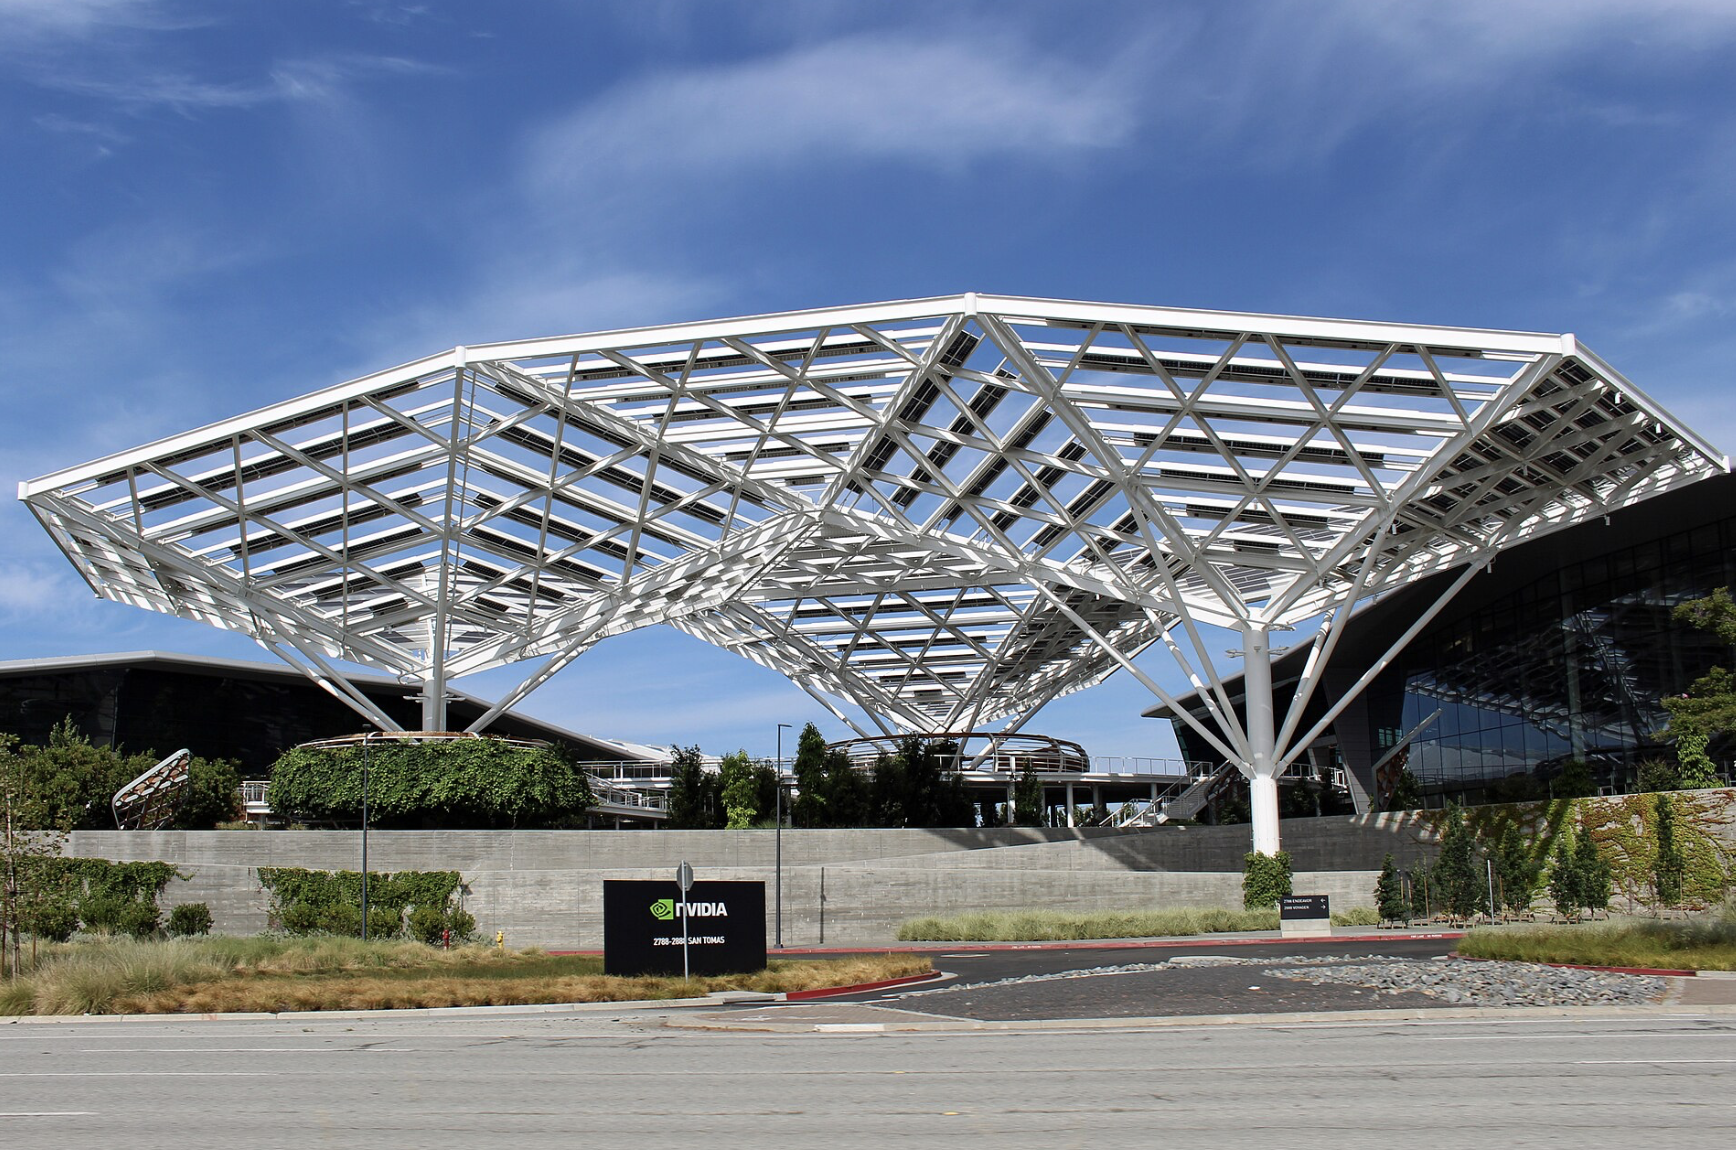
0,938,928,1016
897,906,1279,942
1457,917,1736,971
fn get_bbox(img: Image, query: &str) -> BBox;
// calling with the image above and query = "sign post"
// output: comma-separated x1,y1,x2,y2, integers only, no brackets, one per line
676,860,694,981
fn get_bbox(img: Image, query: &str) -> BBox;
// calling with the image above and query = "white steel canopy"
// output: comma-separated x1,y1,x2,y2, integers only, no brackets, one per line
20,294,1727,846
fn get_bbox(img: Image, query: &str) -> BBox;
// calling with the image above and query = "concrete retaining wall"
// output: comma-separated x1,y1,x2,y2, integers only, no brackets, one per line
63,817,1416,946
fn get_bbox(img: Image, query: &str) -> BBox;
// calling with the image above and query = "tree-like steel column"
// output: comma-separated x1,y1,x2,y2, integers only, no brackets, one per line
1240,625,1281,856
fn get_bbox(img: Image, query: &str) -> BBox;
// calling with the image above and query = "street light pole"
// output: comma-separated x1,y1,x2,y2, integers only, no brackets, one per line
360,731,372,943
775,722,791,949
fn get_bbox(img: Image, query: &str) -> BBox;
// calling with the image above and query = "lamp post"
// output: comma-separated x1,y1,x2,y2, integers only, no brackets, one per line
360,731,373,943
775,722,791,949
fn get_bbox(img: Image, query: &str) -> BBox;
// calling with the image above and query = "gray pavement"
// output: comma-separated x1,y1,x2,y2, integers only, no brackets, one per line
2,1009,1734,1148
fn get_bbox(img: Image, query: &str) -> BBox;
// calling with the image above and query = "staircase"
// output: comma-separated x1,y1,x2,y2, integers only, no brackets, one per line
1110,762,1239,828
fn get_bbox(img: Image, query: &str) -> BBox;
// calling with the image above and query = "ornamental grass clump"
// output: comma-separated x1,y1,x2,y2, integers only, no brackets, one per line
1458,917,1736,971
897,907,1278,942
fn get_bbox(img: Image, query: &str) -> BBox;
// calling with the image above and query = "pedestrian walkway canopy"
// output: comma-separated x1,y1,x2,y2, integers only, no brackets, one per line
21,294,1726,850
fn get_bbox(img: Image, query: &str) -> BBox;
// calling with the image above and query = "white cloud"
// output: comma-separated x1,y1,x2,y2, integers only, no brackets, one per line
0,0,177,39
526,32,1135,200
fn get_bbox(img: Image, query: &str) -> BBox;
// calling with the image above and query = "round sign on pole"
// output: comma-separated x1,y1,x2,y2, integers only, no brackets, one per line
677,860,694,893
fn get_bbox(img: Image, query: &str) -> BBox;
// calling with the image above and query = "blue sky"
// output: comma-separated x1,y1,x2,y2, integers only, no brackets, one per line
3,0,1735,761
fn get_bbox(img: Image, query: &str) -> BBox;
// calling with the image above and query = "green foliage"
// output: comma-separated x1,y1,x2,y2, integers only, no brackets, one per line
258,867,465,940
9,720,240,830
1576,824,1612,917
267,737,593,828
1549,828,1584,921
1674,586,1736,645
869,738,973,828
1638,759,1682,793
789,723,829,828
1408,858,1434,919
117,901,160,939
1675,731,1722,790
1241,851,1293,910
1375,853,1409,924
1012,763,1044,827
1552,760,1598,799
1434,805,1484,919
1655,792,1685,908
407,903,476,946
1384,765,1423,812
665,745,719,829
2,732,72,975
166,903,213,938
717,749,760,829
1495,825,1542,914
22,902,78,942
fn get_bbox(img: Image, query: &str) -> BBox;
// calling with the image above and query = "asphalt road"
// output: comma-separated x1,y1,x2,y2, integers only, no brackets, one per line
2,1009,1732,1149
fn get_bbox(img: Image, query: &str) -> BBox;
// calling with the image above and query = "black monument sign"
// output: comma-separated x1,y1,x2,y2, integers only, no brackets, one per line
603,879,767,976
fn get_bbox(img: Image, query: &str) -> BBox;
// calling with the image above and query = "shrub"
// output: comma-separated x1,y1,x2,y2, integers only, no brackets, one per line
408,904,477,946
1549,830,1584,921
1655,792,1685,908
117,901,160,939
77,893,126,933
23,903,77,943
1242,851,1292,909
166,903,213,937
1331,906,1382,927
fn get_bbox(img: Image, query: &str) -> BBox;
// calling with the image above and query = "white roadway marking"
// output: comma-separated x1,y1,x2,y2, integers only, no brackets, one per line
0,1072,274,1078
1575,1058,1736,1065
1429,1032,1736,1041
78,1047,340,1052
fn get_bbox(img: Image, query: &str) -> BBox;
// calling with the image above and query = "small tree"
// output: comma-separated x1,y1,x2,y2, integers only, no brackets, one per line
789,723,829,828
1012,763,1044,827
1,735,70,977
1494,825,1540,917
665,746,717,829
717,750,759,830
1374,853,1409,924
1433,806,1483,921
1575,826,1612,918
1549,828,1583,922
1408,858,1434,920
1653,792,1685,910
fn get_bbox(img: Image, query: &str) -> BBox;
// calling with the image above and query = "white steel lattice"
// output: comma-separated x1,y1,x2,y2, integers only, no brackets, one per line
20,294,1727,742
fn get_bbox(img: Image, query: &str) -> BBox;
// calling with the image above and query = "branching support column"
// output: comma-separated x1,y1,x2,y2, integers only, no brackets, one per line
1242,625,1282,856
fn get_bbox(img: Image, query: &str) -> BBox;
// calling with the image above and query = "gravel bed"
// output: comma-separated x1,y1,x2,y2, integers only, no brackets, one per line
896,954,1666,1008
1261,959,1666,1006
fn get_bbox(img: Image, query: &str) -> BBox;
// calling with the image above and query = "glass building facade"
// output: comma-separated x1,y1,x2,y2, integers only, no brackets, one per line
1392,513,1736,798
1162,472,1736,809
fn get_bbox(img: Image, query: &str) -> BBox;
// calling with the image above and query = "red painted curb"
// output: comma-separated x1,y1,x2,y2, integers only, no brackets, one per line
1451,953,1698,978
551,932,1464,959
785,971,944,1000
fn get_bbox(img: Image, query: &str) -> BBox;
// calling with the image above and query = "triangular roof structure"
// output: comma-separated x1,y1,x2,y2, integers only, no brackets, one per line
21,294,1727,761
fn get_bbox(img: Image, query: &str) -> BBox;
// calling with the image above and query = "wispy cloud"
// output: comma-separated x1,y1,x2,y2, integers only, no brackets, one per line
525,32,1136,204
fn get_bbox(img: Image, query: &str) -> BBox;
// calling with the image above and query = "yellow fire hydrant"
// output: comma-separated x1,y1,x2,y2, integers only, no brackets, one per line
495,929,505,951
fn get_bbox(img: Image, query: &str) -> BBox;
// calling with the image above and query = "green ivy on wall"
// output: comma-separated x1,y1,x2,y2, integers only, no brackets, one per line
266,739,594,828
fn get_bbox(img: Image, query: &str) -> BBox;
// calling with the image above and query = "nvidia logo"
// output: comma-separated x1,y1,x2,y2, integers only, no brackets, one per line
650,898,675,921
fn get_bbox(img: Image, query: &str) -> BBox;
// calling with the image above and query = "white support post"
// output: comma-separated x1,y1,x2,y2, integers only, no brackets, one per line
1242,625,1282,856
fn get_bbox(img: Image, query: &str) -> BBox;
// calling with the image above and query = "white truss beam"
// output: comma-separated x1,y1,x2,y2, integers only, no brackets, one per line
19,295,1724,853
